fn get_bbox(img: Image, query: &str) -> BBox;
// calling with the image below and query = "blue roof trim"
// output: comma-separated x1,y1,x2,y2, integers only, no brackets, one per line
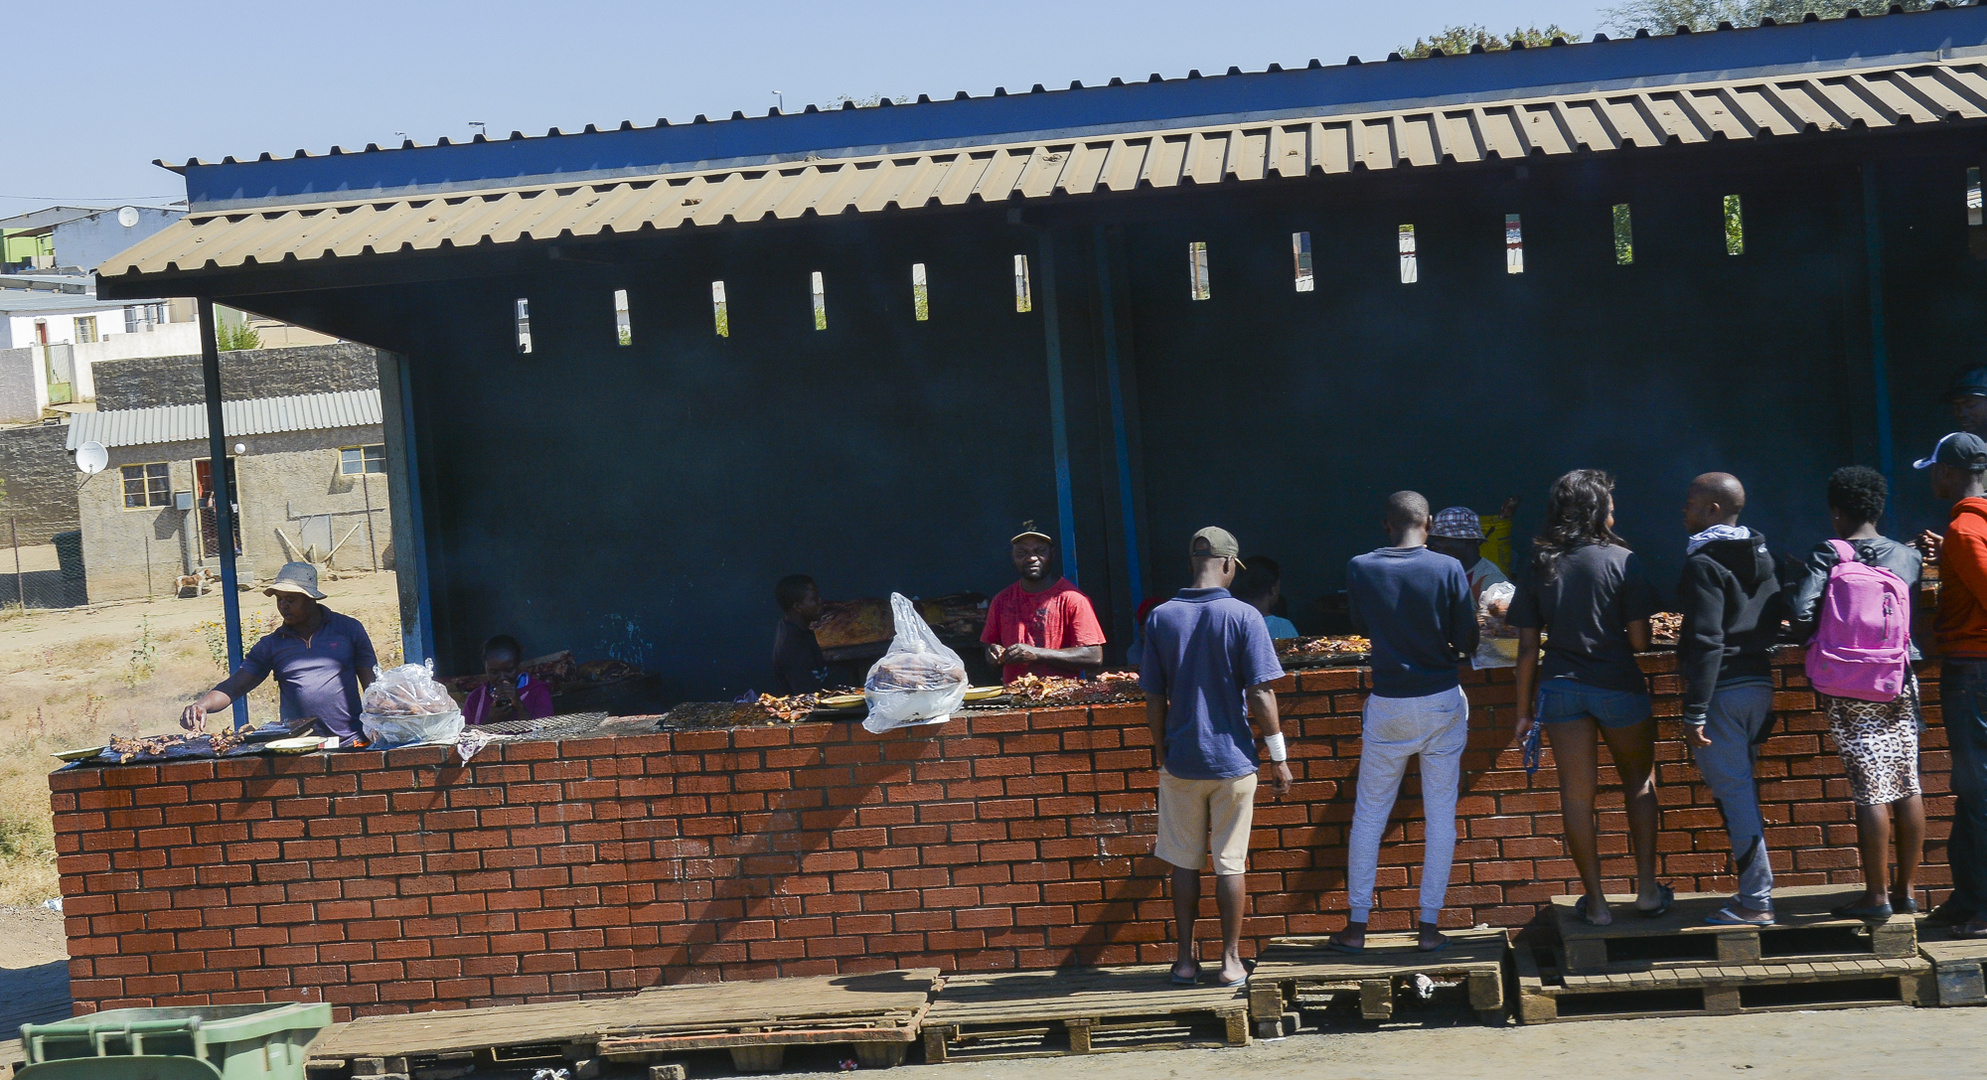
180,7,1987,210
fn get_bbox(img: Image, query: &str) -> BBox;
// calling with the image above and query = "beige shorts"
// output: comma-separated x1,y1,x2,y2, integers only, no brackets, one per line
1154,768,1258,876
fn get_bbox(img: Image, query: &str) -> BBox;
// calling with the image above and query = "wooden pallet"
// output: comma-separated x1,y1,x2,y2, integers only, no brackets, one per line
921,966,1248,1063
1551,884,1917,973
1246,929,1508,1035
307,969,937,1074
1917,924,1987,1006
1514,937,1934,1023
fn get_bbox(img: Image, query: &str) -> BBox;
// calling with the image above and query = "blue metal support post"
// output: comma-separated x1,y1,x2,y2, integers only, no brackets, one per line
1861,161,1897,495
197,299,248,728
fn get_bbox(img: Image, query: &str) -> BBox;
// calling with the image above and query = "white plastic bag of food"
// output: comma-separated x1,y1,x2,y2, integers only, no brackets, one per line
862,593,968,733
1472,580,1520,670
361,658,465,747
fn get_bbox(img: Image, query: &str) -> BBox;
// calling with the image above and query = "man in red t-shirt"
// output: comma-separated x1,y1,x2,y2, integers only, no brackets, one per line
982,521,1106,683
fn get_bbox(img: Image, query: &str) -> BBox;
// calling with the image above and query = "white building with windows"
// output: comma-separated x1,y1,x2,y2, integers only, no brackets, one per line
63,389,392,602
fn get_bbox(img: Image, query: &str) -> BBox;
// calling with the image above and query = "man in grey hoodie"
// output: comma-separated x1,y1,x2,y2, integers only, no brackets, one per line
1679,472,1787,926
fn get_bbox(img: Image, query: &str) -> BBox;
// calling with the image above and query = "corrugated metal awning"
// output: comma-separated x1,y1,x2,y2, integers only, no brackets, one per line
99,57,1987,281
65,389,383,450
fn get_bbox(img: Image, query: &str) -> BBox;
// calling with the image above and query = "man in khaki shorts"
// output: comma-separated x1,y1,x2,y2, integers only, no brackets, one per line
1140,527,1292,987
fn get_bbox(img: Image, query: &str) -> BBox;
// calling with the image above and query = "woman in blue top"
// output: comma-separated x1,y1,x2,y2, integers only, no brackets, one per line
1510,470,1673,926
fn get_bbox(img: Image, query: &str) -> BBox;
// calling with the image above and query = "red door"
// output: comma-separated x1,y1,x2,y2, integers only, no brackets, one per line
194,459,242,559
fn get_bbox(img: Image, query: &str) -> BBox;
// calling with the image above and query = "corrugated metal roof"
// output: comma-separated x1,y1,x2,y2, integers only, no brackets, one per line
157,6,1987,212
64,389,382,450
98,56,1987,282
0,291,133,314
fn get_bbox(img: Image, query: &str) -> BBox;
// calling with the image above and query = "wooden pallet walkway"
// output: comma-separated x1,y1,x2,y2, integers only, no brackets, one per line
1514,936,1933,1023
921,966,1248,1063
307,969,937,1075
1917,925,1987,1006
1246,929,1508,1035
1551,884,1916,973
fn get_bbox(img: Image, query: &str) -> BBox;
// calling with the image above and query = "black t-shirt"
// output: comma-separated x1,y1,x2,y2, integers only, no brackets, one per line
1508,543,1662,693
771,619,827,695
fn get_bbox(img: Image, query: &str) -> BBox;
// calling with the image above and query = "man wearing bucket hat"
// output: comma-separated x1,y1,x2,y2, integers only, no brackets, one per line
1427,506,1511,598
180,562,379,746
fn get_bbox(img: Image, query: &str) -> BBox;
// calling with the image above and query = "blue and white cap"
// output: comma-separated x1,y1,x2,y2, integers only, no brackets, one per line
1912,431,1987,470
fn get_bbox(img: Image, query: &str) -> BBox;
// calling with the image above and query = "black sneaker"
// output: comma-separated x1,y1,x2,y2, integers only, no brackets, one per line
1926,897,1975,926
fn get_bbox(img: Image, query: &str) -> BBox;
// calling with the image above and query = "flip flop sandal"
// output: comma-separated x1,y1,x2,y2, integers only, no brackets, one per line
1636,883,1676,919
1417,936,1451,953
1573,894,1607,926
1952,924,1987,940
1217,971,1250,987
1706,905,1773,927
1324,935,1365,954
1169,966,1201,987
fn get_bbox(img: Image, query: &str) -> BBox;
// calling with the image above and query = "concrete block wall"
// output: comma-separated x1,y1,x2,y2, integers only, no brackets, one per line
51,649,1957,1019
0,420,82,546
91,343,379,412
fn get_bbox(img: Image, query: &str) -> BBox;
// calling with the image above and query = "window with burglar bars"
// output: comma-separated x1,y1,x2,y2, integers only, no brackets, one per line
121,463,170,509
74,316,98,344
340,445,386,475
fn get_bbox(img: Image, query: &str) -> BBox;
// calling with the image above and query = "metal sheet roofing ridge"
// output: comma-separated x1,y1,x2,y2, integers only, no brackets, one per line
96,57,1987,283
64,388,383,450
166,6,1987,210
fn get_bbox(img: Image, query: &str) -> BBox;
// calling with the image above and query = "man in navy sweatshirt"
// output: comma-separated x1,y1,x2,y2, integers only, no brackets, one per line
1333,491,1478,953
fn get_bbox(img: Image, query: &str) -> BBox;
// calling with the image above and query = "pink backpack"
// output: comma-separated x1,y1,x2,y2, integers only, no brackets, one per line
1804,539,1911,702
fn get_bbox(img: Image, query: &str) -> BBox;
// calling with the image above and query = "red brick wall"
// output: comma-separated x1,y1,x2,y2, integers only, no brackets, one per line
50,648,1956,1019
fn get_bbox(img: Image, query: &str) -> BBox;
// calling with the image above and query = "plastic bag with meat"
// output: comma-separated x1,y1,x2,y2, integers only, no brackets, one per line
361,659,465,747
862,593,967,733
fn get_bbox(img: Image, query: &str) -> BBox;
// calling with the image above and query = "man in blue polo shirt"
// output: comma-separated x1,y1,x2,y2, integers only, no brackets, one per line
1141,526,1289,988
181,562,379,745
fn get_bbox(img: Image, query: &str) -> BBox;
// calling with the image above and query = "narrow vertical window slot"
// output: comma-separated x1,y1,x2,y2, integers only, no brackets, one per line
1397,226,1417,284
912,263,930,321
1723,195,1745,256
711,281,729,338
1968,167,1981,227
1188,241,1211,300
811,271,827,330
514,298,532,354
1292,232,1314,292
1505,214,1524,275
1613,203,1634,265
613,288,632,345
1014,255,1033,312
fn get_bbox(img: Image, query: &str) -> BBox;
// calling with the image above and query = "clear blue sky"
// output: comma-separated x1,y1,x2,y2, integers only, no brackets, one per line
4,1,1613,210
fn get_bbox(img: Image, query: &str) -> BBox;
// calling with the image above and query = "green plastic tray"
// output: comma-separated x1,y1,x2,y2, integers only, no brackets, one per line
17,1002,331,1080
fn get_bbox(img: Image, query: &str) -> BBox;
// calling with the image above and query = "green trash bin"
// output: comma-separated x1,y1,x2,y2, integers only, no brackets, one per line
16,1002,332,1080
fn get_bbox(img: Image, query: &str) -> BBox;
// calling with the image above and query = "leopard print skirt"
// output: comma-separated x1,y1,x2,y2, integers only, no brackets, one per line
1820,676,1922,807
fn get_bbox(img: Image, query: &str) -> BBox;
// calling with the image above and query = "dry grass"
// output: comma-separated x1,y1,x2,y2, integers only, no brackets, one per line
0,573,402,905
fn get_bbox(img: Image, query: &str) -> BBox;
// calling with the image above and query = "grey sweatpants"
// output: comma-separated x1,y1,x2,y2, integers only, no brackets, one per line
1689,683,1777,911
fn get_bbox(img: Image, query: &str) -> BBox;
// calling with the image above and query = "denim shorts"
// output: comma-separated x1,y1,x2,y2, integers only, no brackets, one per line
1536,678,1653,729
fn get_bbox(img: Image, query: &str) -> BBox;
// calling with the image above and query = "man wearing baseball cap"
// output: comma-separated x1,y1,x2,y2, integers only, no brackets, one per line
180,562,379,745
1140,526,1289,987
1918,432,1987,939
1427,506,1511,597
981,520,1105,684
1942,366,1987,438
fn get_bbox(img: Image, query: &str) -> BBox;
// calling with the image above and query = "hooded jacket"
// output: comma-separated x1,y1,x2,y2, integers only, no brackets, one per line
1936,497,1987,659
1679,528,1787,721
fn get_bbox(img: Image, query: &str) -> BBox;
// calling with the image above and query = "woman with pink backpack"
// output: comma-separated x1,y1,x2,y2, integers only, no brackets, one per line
1787,466,1925,921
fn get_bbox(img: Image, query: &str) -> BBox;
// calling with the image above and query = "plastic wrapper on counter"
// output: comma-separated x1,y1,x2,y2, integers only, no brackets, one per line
361,659,465,748
862,593,967,733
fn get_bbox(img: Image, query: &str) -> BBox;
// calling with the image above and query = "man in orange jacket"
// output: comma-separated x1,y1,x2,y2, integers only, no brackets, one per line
1919,431,1987,940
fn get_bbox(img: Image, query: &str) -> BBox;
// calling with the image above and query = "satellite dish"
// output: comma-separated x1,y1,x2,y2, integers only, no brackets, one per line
76,442,108,475
117,206,140,228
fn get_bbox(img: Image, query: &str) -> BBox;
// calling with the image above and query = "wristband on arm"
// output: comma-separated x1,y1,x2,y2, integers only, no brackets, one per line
1263,732,1288,763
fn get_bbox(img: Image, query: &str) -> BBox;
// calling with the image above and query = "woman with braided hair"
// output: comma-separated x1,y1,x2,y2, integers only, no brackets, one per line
1509,470,1672,926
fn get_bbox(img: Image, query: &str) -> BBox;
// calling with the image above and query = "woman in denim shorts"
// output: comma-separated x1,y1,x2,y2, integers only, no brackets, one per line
1510,470,1674,925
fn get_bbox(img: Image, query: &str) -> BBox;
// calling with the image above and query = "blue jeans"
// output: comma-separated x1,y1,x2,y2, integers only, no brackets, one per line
1941,662,1987,919
1689,683,1777,911
1537,678,1653,729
